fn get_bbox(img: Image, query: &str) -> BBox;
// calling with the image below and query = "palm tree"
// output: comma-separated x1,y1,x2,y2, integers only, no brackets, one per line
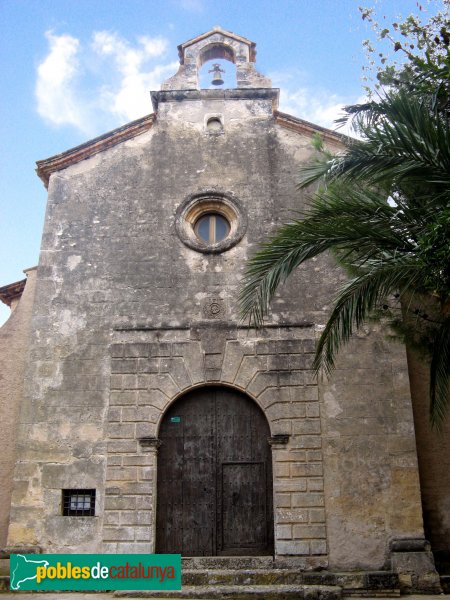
239,89,450,426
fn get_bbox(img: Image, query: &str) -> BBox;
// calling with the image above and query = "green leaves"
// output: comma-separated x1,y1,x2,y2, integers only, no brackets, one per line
313,257,428,376
417,208,450,301
360,3,450,105
330,91,450,189
239,87,450,426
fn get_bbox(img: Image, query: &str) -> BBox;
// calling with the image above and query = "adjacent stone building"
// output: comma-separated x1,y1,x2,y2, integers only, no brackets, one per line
1,27,448,593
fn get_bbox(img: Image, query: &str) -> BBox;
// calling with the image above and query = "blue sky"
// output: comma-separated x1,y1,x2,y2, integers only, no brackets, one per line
0,0,447,324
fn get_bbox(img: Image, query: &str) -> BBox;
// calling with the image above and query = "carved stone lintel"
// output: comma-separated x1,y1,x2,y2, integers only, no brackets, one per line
138,437,161,451
268,434,290,446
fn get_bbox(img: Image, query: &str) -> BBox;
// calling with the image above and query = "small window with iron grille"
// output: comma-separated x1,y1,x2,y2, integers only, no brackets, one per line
62,489,96,516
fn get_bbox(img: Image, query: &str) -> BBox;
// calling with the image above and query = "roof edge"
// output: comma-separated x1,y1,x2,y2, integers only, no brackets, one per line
0,278,26,307
0,267,37,307
274,110,348,145
178,27,256,63
36,113,155,188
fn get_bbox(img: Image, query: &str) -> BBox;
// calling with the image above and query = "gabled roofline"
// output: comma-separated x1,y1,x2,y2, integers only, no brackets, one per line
0,267,37,308
274,110,348,145
178,26,257,63
36,114,155,188
0,278,26,307
34,107,347,190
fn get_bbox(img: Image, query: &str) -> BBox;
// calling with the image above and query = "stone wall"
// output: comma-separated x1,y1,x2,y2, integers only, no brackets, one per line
0,268,36,549
406,348,450,560
320,329,424,570
103,325,326,567
6,87,428,570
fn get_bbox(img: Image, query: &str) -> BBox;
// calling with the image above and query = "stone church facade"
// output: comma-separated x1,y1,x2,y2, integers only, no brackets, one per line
1,28,449,592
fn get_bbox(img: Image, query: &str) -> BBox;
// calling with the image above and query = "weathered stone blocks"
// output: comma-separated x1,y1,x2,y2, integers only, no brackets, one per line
103,329,326,554
4,53,433,579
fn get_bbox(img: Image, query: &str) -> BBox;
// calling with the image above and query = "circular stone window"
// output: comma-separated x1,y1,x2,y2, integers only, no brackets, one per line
195,213,230,243
175,191,247,253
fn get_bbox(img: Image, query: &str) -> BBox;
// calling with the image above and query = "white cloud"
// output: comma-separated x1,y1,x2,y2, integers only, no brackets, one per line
279,87,347,130
36,30,176,135
36,31,89,133
91,31,176,122
272,69,365,137
139,36,169,58
279,87,369,138
36,32,365,139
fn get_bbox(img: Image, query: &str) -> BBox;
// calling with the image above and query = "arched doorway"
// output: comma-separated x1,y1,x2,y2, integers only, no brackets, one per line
156,386,274,556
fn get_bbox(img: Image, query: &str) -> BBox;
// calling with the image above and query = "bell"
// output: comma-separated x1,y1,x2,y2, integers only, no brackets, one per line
209,63,225,86
212,71,224,86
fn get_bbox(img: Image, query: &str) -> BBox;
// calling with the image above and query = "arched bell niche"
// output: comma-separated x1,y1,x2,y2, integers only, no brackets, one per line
160,26,272,91
199,57,237,89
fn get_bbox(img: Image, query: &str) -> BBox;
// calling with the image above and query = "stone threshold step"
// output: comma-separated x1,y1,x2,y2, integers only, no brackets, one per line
181,570,399,591
343,593,400,598
182,568,309,585
182,557,274,570
115,584,342,599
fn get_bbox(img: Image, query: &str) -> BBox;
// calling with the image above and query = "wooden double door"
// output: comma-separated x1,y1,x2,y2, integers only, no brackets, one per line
156,386,274,556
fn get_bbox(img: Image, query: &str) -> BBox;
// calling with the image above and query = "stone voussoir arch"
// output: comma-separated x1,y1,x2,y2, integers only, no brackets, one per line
154,380,274,438
105,329,325,560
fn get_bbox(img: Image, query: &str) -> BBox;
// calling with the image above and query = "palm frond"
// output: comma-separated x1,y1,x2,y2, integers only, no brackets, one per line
240,185,419,326
313,258,428,376
239,222,331,326
299,90,450,191
334,99,386,128
240,86,450,424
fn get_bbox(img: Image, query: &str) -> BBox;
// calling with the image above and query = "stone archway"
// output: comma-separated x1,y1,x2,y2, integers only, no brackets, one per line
155,386,274,556
198,42,236,67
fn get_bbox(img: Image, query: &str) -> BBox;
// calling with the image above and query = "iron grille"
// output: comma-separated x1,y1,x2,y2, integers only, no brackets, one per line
62,489,96,516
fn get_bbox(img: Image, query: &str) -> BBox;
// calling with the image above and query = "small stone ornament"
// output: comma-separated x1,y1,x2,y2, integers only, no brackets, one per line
203,297,225,319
